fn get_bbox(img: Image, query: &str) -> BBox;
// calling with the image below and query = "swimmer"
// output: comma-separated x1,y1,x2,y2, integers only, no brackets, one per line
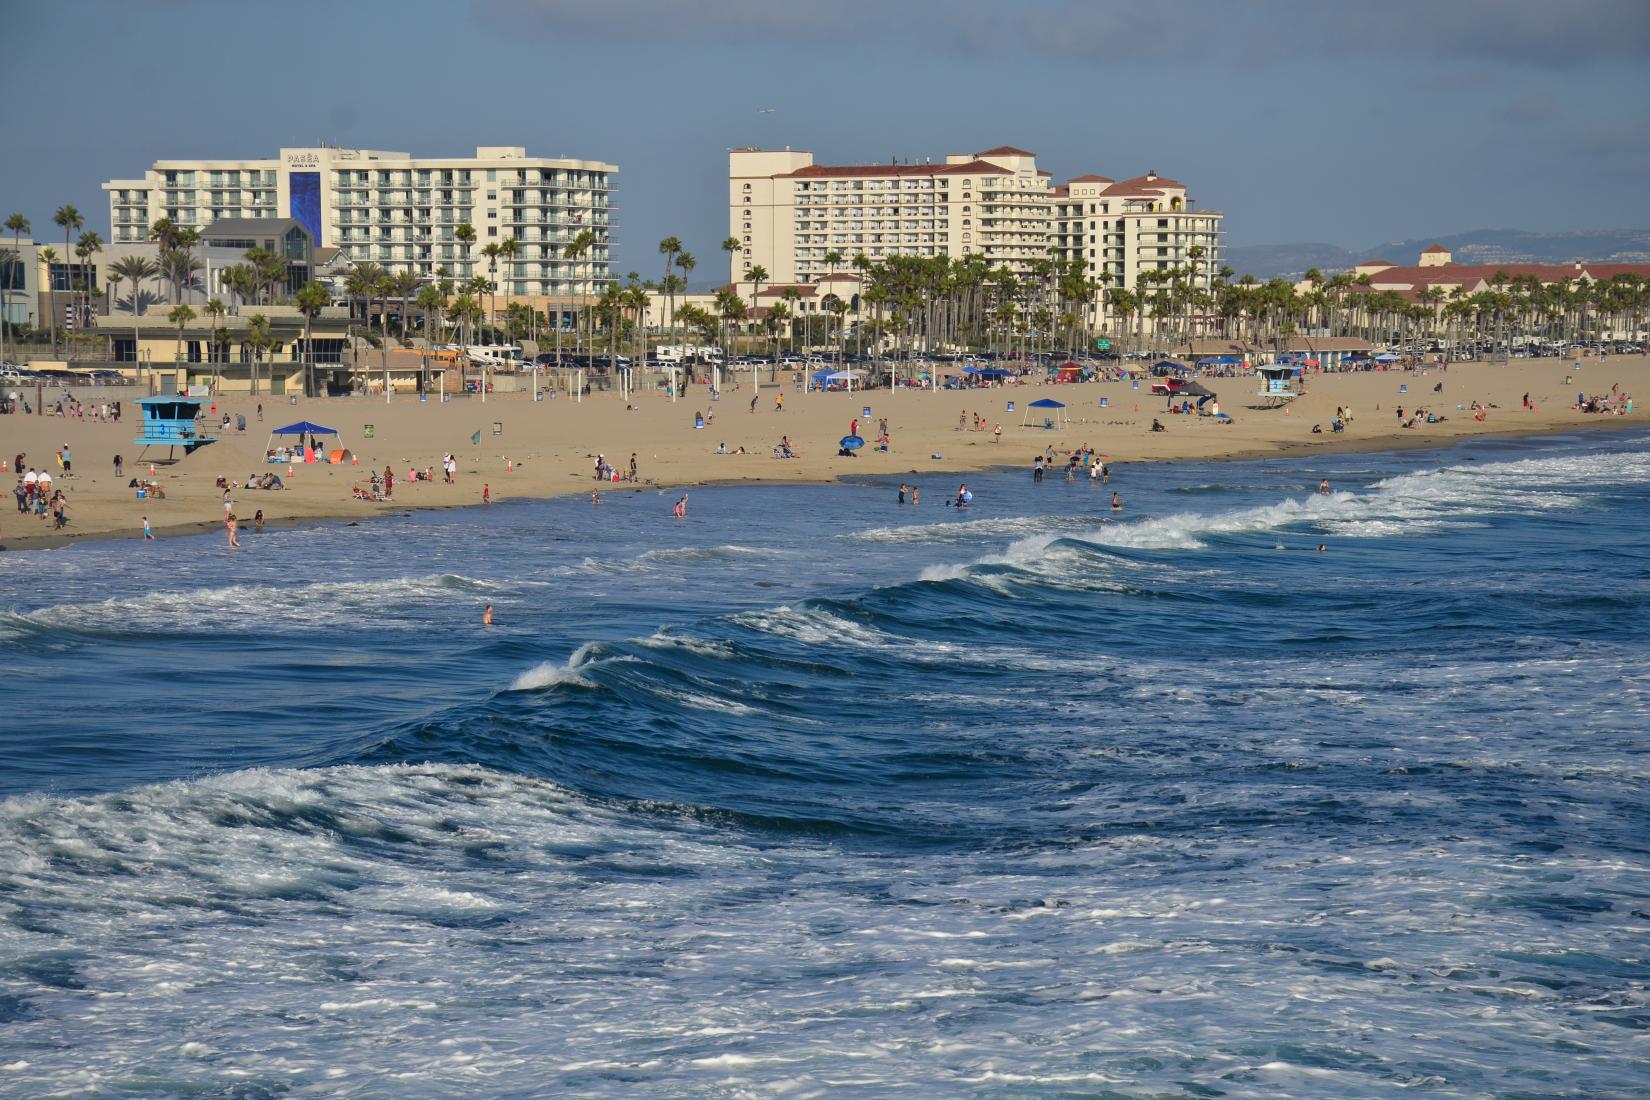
1318,478,1330,495
1111,492,1123,511
1317,544,1327,553
591,488,601,504
483,604,494,625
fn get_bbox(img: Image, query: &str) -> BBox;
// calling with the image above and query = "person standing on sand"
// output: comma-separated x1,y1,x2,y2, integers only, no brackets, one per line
61,446,71,477
114,453,124,477
482,483,491,504
226,513,240,548
629,453,638,482
384,466,394,499
256,403,263,423
750,394,758,414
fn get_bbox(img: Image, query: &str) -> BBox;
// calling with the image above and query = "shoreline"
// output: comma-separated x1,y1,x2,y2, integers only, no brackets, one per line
4,415,1642,554
3,355,1641,553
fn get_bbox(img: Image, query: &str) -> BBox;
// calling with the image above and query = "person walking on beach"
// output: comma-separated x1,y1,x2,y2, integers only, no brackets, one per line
629,453,638,482
114,453,124,478
226,513,240,548
142,516,153,540
482,483,491,505
775,393,784,412
750,394,759,414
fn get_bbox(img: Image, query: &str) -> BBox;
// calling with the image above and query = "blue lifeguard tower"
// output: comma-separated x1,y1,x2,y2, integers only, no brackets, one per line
1254,363,1303,408
133,395,216,459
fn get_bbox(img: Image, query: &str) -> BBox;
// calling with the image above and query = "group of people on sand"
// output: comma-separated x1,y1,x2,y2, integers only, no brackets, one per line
1572,384,1634,415
13,474,69,528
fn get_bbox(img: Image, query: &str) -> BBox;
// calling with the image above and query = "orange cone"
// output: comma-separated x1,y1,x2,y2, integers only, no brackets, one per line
507,458,513,473
149,463,156,476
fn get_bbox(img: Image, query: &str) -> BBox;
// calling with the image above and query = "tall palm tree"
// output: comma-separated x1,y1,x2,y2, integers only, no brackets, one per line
747,265,768,383
204,297,227,389
454,223,476,280
481,241,501,328
51,205,83,354
163,248,204,307
294,280,330,398
40,247,59,355
414,282,445,391
108,255,157,377
168,304,195,382
496,236,519,335
75,231,104,348
781,286,802,356
3,213,30,365
246,313,273,397
562,229,598,363
658,235,681,338
722,236,741,283
391,268,421,343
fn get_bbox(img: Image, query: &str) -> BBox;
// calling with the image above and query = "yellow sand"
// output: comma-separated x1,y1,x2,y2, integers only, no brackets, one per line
2,355,1642,550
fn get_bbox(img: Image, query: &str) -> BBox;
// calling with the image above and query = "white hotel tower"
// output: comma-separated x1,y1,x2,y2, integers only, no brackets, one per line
102,145,617,297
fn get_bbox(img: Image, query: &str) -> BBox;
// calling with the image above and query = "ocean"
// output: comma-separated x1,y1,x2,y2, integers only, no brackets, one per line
2,431,1648,1097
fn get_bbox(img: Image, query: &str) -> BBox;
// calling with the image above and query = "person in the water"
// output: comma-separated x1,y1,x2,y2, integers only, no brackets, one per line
1111,492,1123,510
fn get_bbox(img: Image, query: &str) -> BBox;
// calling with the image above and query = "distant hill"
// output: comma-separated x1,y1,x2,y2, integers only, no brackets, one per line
1226,228,1650,281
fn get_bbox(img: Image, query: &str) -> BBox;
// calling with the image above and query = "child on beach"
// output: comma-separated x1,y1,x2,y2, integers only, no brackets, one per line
141,516,154,540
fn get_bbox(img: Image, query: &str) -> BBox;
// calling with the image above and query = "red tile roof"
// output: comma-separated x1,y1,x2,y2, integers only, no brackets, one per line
1113,172,1186,190
1101,182,1164,196
1422,244,1449,253
976,145,1036,157
1068,173,1115,183
1578,263,1650,280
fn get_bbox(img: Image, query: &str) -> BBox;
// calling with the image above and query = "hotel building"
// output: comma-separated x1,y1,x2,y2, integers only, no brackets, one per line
729,145,1222,332
102,146,617,298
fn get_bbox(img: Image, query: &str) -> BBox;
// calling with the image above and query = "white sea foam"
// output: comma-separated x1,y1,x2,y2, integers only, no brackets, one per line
509,641,604,690
23,573,498,635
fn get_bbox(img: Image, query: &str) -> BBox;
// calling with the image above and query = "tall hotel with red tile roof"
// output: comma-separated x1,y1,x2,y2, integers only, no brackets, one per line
729,145,1222,331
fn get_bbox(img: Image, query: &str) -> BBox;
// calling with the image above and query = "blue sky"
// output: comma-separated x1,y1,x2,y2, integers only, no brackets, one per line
5,0,1647,282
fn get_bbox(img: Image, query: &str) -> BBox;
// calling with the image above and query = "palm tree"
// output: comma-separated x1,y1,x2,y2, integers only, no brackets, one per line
246,313,273,397
204,297,227,390
658,235,681,336
722,235,741,283
481,241,501,328
75,231,103,346
51,205,83,354
163,248,203,307
391,269,421,344
562,229,598,363
828,296,850,371
167,304,195,383
107,254,157,367
3,212,29,364
496,236,519,334
454,223,476,280
781,286,803,356
414,282,445,391
294,280,330,397
40,247,59,355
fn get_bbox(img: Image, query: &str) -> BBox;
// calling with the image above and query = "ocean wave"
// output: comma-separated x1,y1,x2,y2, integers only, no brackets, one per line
17,573,501,637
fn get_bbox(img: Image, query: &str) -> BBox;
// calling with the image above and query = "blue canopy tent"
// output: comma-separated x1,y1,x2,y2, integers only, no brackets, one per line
1022,397,1067,429
1197,355,1244,367
1151,359,1192,376
977,367,1014,379
267,420,347,464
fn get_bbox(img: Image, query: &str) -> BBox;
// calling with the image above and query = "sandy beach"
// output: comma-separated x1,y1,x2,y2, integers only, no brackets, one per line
2,355,1642,551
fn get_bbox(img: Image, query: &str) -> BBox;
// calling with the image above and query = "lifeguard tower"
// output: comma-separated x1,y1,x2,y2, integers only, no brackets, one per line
133,395,216,460
1253,364,1302,409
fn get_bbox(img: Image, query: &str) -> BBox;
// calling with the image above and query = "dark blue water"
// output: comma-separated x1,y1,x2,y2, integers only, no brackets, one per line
3,431,1648,1096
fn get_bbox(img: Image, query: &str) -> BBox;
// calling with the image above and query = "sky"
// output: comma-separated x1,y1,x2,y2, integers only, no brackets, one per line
4,0,1647,284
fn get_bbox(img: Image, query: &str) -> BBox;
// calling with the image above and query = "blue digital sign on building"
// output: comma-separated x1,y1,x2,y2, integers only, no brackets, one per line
288,171,321,244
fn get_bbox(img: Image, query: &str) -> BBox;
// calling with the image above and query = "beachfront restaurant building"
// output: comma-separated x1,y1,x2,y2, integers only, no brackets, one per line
110,304,352,396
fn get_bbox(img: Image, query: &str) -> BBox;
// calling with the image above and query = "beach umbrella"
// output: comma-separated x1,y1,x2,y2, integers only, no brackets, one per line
839,434,864,450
